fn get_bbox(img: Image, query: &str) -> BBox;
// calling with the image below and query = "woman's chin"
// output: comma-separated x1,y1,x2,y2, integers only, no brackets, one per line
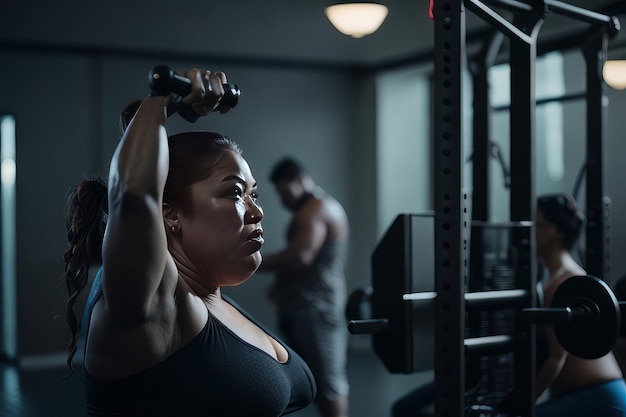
241,252,263,278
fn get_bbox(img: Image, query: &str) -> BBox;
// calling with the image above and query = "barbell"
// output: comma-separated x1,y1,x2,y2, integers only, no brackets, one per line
348,275,624,367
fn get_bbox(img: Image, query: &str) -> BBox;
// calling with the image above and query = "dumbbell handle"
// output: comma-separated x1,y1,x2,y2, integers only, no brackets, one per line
148,65,240,122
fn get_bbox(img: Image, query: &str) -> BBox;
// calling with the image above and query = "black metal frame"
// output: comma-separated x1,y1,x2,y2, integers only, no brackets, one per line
433,1,619,416
582,28,612,280
433,1,468,415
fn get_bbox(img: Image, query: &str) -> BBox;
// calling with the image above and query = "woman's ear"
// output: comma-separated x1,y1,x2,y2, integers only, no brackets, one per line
163,203,180,233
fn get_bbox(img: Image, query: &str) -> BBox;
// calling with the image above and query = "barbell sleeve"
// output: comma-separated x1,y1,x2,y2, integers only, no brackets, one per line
520,307,573,325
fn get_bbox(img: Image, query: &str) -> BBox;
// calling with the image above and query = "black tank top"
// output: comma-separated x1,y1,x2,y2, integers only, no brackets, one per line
82,270,316,416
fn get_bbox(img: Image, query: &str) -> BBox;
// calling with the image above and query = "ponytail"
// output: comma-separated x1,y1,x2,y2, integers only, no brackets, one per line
63,176,108,375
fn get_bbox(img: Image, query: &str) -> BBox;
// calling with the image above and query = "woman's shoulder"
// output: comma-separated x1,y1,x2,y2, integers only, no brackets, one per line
543,267,585,304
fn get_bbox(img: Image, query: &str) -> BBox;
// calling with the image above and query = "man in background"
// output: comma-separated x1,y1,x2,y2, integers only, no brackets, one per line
259,157,350,417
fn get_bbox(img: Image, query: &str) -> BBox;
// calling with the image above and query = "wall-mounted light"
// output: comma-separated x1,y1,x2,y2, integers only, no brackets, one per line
324,3,389,38
603,59,626,90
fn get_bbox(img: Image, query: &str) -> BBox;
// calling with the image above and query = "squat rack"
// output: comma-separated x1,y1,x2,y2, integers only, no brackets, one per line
432,1,620,416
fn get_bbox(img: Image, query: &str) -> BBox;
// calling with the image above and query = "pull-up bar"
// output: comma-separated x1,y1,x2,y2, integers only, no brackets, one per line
545,0,620,31
451,0,620,40
481,0,617,26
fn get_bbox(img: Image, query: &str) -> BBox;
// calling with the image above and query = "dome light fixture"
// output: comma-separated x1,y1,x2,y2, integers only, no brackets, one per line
324,3,389,38
603,59,626,90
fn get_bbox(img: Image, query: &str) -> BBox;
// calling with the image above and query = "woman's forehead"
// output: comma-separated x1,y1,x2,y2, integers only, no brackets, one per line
212,151,256,184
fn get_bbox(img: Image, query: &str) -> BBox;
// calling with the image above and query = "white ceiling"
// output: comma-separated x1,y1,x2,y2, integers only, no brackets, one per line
1,0,624,68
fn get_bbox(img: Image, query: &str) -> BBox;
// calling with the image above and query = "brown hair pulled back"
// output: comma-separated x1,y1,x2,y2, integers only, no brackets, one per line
63,176,108,374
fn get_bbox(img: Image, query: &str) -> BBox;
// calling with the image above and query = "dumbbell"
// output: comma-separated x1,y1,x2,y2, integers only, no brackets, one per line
148,65,240,122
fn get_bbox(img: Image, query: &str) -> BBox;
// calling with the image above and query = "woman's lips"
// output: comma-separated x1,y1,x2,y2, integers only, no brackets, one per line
246,228,264,244
241,228,264,254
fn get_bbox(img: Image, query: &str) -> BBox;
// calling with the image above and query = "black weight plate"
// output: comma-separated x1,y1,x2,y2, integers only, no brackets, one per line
552,275,620,359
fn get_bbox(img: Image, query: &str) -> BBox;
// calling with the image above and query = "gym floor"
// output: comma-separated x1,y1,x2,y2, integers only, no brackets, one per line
0,343,432,417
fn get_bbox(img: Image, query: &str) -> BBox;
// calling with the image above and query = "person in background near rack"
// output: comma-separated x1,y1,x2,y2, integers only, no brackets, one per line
258,157,350,417
63,67,316,416
391,193,626,417
534,193,626,417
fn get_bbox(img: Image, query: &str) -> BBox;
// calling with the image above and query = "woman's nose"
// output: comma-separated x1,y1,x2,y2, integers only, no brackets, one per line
245,197,263,223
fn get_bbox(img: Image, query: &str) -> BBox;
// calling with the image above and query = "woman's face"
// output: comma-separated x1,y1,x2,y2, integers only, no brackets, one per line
535,210,562,257
176,150,264,287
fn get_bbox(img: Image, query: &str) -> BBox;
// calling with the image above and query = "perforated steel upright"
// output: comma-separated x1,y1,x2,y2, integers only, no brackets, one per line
433,1,541,415
432,1,468,416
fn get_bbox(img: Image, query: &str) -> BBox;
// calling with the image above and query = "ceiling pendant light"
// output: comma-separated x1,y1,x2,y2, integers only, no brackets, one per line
603,59,626,90
325,3,389,38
